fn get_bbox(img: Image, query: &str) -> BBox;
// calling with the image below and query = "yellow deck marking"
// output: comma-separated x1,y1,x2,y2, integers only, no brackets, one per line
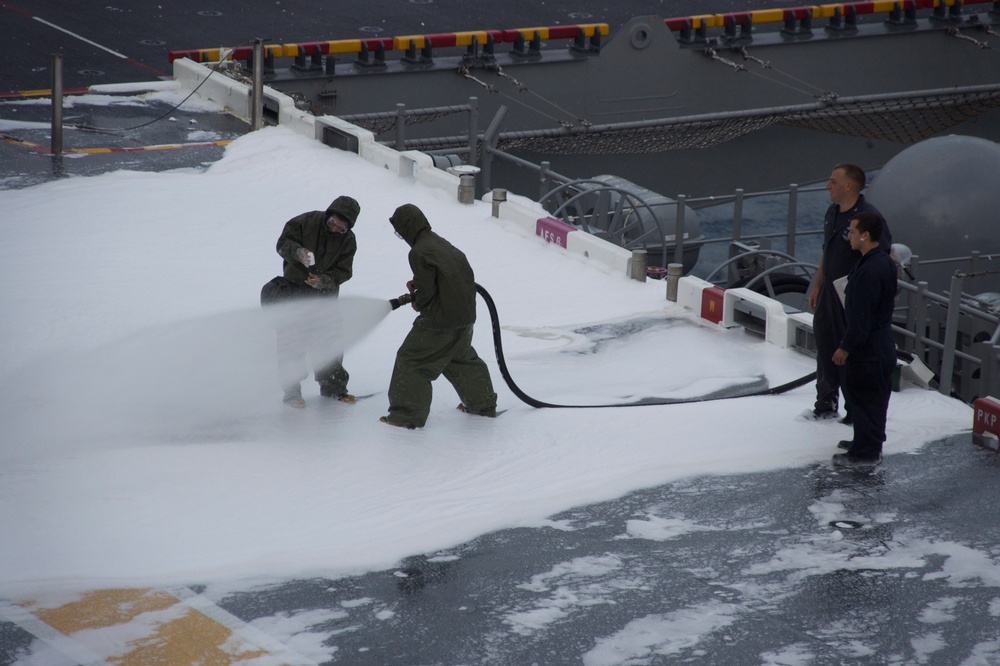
30,588,176,633
10,587,316,665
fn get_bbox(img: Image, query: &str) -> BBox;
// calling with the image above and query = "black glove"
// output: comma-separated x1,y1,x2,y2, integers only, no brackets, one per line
390,292,414,310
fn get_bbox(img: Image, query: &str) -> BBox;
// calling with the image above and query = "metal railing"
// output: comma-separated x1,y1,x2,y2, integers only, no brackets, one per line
333,99,1000,403
339,97,482,171
896,273,1000,402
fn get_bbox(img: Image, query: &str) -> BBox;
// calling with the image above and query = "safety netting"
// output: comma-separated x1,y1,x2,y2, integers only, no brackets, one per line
495,89,1000,155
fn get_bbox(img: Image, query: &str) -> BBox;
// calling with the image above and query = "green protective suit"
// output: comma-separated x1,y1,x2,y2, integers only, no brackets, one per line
277,207,357,294
273,197,359,397
385,204,497,427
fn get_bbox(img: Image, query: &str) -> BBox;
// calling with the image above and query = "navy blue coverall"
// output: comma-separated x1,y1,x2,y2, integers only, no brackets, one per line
839,248,898,460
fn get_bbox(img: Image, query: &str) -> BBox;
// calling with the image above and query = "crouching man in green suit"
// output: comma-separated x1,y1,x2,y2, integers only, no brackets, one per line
380,203,498,429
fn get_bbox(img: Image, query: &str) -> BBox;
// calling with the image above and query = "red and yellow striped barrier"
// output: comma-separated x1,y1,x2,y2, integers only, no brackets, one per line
502,23,609,42
665,0,995,31
393,30,506,50
166,0,996,67
288,38,392,56
168,22,610,64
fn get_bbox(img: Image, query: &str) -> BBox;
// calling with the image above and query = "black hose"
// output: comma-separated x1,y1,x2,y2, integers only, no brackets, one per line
475,283,817,409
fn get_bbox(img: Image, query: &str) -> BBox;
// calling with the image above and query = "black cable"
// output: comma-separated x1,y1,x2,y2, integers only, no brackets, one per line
475,283,817,409
73,59,224,135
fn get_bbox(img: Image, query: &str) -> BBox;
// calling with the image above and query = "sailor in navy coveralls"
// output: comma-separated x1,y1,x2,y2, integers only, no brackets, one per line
831,212,898,467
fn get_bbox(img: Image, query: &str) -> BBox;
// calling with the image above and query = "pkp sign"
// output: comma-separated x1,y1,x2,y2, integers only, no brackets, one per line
973,396,1000,438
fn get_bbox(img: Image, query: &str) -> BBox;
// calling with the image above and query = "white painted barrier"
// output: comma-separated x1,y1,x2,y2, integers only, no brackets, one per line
676,275,714,312
723,287,793,348
171,58,822,357
785,312,815,351
172,56,639,278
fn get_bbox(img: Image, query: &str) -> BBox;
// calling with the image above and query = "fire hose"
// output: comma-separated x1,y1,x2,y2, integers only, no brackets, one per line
391,284,818,409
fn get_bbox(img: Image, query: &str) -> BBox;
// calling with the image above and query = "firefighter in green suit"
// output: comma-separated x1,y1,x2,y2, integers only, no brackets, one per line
262,195,360,408
381,204,498,429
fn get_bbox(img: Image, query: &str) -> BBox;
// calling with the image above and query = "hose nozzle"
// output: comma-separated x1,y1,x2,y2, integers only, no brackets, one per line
389,292,414,310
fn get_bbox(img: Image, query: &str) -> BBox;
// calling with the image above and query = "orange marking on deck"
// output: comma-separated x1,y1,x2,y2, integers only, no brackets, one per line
114,608,270,666
2,135,233,154
30,588,177,633
18,588,292,665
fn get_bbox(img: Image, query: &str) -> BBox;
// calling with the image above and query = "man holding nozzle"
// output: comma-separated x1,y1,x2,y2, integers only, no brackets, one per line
261,195,360,408
381,203,497,429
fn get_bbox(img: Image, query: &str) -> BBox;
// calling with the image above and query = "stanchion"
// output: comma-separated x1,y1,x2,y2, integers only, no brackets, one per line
51,53,63,155
491,188,507,217
666,263,684,301
629,250,648,282
251,39,264,131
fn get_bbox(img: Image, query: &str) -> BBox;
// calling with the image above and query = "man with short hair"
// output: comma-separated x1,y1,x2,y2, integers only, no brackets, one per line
261,195,361,408
808,163,890,422
832,212,897,467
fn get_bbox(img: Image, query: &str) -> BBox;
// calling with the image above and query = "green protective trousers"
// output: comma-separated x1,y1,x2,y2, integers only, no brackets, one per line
387,324,497,428
276,322,349,397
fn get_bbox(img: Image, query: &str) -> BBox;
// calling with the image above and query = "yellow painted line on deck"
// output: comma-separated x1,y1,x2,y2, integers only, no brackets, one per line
0,86,91,99
3,587,316,665
2,134,233,154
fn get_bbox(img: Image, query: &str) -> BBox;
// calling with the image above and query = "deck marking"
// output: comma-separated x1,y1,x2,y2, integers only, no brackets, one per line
2,134,234,153
23,13,167,76
169,586,319,666
3,588,317,665
32,17,130,59
0,87,90,98
0,599,112,666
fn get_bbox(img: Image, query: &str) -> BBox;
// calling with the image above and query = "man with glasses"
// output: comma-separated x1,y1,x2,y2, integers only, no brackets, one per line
262,195,361,408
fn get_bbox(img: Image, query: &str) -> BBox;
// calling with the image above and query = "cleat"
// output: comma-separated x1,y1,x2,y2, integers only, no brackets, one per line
336,393,357,404
832,452,881,468
379,416,415,429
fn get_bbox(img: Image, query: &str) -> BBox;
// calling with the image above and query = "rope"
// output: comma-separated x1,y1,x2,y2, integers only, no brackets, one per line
491,64,591,127
72,57,226,136
947,25,993,49
705,48,830,100
738,47,832,97
475,283,816,409
457,65,498,93
705,48,747,72
459,66,580,128
955,268,1000,278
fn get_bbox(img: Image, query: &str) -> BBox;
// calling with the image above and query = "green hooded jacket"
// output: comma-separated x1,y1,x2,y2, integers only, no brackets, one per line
389,204,477,330
276,197,359,296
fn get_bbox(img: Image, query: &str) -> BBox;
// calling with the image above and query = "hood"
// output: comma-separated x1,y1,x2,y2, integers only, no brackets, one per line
326,195,361,228
389,203,431,246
